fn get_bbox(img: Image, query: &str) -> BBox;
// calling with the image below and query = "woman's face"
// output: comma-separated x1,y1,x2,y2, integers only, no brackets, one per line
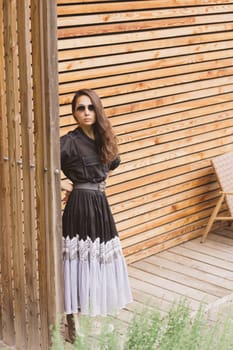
73,95,96,128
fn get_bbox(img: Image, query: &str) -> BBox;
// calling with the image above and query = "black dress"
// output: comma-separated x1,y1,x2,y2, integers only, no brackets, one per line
61,127,132,316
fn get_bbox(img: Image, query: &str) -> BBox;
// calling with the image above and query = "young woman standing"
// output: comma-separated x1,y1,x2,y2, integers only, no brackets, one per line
60,89,132,341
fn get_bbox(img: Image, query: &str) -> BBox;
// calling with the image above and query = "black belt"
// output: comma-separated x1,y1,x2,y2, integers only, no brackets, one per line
74,181,106,192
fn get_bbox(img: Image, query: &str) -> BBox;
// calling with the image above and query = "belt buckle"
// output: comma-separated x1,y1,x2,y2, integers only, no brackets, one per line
98,181,105,192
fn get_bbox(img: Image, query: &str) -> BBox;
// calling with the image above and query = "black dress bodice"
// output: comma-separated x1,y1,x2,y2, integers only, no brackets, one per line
60,127,120,184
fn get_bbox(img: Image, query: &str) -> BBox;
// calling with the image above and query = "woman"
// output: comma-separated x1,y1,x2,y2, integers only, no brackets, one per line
60,89,132,341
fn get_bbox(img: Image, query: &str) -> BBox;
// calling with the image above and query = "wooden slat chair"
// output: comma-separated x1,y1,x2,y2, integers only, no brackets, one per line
201,151,233,243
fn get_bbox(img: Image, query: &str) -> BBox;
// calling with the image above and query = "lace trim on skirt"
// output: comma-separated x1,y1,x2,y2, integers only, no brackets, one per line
63,235,122,263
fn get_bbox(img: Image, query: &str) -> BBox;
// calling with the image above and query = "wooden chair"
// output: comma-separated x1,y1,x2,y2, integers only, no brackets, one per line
201,151,233,243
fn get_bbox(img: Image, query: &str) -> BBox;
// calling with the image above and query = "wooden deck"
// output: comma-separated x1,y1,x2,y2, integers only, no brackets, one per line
120,225,233,326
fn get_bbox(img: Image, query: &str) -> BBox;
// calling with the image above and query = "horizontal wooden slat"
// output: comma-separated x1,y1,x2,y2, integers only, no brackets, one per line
57,1,233,14
57,5,233,27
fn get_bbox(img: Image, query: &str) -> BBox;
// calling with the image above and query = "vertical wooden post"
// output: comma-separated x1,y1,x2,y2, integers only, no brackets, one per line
0,0,15,345
16,0,41,349
31,1,50,346
3,0,27,348
41,1,63,329
31,0,63,348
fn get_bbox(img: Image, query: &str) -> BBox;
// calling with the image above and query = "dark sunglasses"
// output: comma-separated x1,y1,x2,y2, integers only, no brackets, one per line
76,104,95,112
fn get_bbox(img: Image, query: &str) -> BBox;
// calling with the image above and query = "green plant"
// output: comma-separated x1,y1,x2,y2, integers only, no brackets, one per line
50,319,66,350
124,305,160,350
50,298,233,350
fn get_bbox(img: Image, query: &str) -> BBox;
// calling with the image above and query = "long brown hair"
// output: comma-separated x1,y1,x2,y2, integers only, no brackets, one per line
72,89,119,164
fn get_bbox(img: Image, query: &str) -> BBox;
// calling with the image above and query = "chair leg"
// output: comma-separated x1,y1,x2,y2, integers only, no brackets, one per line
201,194,224,243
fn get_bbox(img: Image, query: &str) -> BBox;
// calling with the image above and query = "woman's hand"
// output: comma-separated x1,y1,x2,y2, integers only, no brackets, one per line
61,179,73,204
62,190,71,204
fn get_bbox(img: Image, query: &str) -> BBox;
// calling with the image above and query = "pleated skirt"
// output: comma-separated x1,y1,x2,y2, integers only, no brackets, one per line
62,188,133,316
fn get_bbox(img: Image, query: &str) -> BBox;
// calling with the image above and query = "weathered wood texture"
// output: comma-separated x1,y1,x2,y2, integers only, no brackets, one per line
58,1,233,263
0,1,62,349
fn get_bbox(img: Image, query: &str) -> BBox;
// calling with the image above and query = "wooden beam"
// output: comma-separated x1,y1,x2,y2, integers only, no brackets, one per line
16,1,41,348
31,1,62,348
0,0,15,346
41,0,63,328
3,0,27,348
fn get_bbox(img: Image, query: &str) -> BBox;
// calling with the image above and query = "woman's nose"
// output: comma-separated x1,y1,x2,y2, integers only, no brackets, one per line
84,107,90,114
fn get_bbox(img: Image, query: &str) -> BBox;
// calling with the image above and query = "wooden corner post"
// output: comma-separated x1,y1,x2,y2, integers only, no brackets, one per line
31,0,63,348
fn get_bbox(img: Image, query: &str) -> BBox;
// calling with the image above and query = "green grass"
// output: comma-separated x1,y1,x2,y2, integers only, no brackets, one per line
50,298,233,350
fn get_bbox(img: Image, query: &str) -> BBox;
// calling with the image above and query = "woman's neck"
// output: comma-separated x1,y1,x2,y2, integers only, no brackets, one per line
80,126,95,140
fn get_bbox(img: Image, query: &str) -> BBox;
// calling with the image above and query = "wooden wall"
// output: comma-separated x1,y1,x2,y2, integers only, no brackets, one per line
0,1,62,349
57,0,233,264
